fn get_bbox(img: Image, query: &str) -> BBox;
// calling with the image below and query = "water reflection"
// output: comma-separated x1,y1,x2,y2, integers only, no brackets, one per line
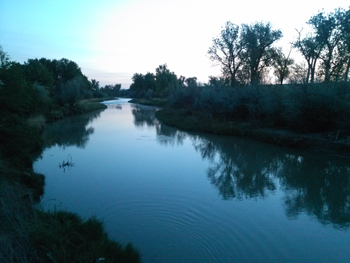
131,104,158,128
42,110,102,149
130,104,187,146
130,104,350,228
277,155,350,228
195,134,350,228
194,136,278,200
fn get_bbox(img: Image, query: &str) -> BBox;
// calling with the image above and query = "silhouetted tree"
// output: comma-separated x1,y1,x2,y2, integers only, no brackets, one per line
308,8,349,82
208,22,244,87
240,22,282,84
271,47,294,84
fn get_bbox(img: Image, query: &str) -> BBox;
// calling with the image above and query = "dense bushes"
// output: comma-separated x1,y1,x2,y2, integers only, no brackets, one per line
168,82,350,132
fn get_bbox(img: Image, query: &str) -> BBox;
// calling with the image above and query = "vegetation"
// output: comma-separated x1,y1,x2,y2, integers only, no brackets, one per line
127,9,350,153
0,179,140,263
0,47,140,262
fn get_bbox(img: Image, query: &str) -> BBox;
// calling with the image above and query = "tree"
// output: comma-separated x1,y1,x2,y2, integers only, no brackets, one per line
0,46,10,70
338,8,350,81
288,62,308,84
294,29,323,84
208,22,244,87
308,9,344,82
185,77,198,87
240,22,283,84
23,59,55,95
295,8,350,83
90,79,99,90
155,64,177,96
271,47,294,84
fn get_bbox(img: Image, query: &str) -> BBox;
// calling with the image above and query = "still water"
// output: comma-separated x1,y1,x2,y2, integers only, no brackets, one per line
34,98,350,263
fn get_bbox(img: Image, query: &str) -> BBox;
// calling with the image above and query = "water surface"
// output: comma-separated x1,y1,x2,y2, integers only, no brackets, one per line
34,98,350,263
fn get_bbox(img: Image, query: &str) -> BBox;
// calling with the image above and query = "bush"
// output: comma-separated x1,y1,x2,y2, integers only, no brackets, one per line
167,82,350,132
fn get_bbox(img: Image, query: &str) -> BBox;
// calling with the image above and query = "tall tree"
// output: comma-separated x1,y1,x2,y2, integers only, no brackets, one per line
208,22,244,87
308,9,344,82
240,22,282,84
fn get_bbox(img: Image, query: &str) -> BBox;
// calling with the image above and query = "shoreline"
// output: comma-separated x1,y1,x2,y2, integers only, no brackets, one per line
155,107,350,157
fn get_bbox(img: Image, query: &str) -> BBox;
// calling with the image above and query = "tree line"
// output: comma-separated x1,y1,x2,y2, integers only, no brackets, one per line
0,48,121,123
129,8,349,95
210,7,350,86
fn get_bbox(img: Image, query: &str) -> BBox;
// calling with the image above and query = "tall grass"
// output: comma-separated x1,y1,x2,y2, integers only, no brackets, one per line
0,180,38,263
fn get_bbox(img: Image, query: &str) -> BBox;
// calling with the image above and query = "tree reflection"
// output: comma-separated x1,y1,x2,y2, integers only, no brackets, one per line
277,155,350,229
130,103,350,228
193,136,277,200
193,133,350,228
131,104,187,146
42,110,102,149
131,104,158,128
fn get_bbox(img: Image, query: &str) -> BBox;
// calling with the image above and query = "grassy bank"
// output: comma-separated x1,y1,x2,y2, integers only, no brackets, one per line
156,107,350,155
47,97,112,122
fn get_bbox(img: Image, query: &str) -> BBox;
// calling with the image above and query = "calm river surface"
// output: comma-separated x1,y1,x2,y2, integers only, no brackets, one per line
34,98,350,263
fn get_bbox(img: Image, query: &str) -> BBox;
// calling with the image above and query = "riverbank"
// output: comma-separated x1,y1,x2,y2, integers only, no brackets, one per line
0,97,141,262
155,106,350,156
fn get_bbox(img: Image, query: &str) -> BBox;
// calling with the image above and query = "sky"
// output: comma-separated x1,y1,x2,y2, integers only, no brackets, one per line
0,0,349,88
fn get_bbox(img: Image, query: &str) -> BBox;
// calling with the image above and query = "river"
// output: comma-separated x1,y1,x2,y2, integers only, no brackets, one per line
34,98,350,263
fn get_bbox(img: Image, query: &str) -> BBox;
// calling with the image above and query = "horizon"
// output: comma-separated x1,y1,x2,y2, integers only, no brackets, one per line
1,0,349,89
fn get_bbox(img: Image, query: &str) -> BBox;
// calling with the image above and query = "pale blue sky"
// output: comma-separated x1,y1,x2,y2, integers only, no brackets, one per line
1,0,349,88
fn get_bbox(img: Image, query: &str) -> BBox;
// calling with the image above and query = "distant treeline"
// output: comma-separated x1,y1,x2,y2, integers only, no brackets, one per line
0,48,121,123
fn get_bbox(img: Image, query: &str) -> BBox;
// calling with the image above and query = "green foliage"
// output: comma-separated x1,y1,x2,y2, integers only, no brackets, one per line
0,122,43,169
168,82,350,133
155,64,178,96
130,65,178,98
33,210,140,263
100,83,121,97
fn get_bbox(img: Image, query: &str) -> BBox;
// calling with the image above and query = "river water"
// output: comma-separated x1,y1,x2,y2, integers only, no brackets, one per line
34,98,350,263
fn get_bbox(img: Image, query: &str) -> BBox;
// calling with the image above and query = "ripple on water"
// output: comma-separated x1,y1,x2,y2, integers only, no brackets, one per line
98,190,283,262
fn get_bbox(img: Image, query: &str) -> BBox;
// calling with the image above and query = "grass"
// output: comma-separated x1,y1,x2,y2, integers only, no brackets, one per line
33,210,140,263
0,171,140,263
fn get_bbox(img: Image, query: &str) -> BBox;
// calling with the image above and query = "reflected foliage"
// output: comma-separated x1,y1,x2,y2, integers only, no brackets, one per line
131,104,187,146
42,111,101,149
193,136,278,200
277,155,350,228
133,104,350,228
131,104,158,128
194,134,350,228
